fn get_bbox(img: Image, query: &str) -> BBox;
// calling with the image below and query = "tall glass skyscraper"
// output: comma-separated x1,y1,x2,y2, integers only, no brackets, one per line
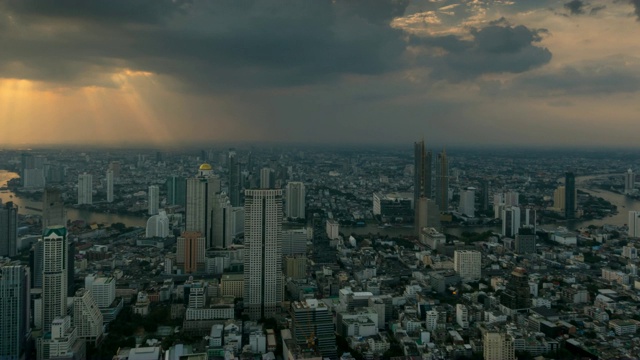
0,263,30,359
565,172,576,219
0,202,18,257
435,148,449,212
414,140,432,233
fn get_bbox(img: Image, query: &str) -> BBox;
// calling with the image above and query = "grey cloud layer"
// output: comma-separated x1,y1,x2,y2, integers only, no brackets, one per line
0,0,553,90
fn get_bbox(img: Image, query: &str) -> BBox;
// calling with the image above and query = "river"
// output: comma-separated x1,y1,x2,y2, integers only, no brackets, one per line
0,170,147,227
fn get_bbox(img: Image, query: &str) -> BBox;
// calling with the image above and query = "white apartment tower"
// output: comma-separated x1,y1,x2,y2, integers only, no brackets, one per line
77,173,92,205
148,185,159,215
85,275,115,308
42,226,68,332
106,169,114,203
285,182,306,219
73,288,103,345
454,250,481,281
243,189,283,320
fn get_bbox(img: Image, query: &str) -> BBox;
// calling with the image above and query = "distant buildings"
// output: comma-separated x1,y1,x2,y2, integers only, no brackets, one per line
42,188,65,229
565,172,576,219
146,211,170,238
148,185,159,215
625,169,635,195
186,163,221,248
629,211,640,238
372,192,413,221
77,173,92,205
243,189,283,320
0,201,18,257
176,231,206,274
106,169,114,203
515,227,536,254
290,299,337,359
453,250,481,281
326,219,339,240
228,149,241,207
502,206,520,238
0,263,30,359
285,182,306,219
459,187,475,217
435,148,449,212
166,176,186,207
483,332,515,360
414,140,432,233
500,267,530,312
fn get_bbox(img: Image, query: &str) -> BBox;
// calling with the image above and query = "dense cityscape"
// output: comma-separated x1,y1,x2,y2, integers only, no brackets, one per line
0,145,639,359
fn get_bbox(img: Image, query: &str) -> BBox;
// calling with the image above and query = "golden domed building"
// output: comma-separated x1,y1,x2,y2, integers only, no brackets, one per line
198,163,213,177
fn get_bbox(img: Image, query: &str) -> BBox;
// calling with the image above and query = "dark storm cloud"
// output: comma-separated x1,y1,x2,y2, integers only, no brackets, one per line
564,0,586,14
631,0,640,20
414,25,552,80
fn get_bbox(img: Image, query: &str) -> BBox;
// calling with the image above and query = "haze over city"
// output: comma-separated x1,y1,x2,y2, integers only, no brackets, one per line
1,0,640,147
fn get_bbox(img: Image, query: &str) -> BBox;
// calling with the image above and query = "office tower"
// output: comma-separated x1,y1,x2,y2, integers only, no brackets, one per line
0,263,30,359
459,187,475,217
243,189,283,320
108,161,121,178
77,173,92,205
37,316,86,360
73,289,103,345
106,169,114,203
42,226,68,332
185,164,221,248
435,148,449,211
481,180,490,211
166,176,186,207
260,168,274,189
502,206,521,237
285,182,306,219
284,256,307,279
629,211,640,237
67,241,76,297
85,276,115,308
290,299,337,358
42,188,65,229
515,226,536,254
553,185,566,211
625,169,635,195
145,211,170,238
453,250,481,281
484,332,515,360
228,149,241,207
176,231,206,274
30,240,44,288
0,201,18,257
565,172,576,219
211,194,234,249
414,140,432,233
282,228,307,256
148,185,159,215
500,267,530,312
505,191,519,206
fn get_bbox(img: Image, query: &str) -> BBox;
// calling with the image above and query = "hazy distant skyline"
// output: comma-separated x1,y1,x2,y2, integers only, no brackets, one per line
1,0,639,147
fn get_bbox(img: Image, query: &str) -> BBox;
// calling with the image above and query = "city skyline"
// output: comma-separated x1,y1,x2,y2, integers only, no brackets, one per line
0,0,639,147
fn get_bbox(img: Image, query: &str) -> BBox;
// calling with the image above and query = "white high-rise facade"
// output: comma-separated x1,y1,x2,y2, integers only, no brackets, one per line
285,181,306,219
77,173,92,205
243,189,283,320
186,164,221,248
502,206,521,237
106,169,114,203
629,211,640,238
85,276,115,308
454,250,481,281
42,226,68,332
484,332,515,360
625,169,635,195
148,185,159,215
73,288,103,345
459,188,475,217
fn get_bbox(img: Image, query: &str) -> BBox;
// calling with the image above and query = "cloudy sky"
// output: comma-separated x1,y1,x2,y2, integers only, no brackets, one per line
0,0,639,148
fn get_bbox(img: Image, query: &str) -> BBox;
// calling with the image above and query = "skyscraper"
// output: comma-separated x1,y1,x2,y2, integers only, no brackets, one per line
211,194,234,249
166,176,186,207
42,188,65,229
414,140,432,233
625,169,635,195
73,288,103,345
500,267,530,312
148,185,159,215
565,172,576,219
285,182,306,219
77,173,92,205
106,169,114,203
186,164,221,248
176,231,206,274
260,168,274,189
459,187,475,217
243,189,283,320
228,149,241,207
435,148,449,211
502,206,521,238
0,202,18,257
629,211,640,238
42,226,68,332
0,263,30,359
290,299,337,358
480,180,490,212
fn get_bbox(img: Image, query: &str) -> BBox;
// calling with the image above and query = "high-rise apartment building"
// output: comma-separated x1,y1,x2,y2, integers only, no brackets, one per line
459,187,475,217
625,169,635,195
414,141,432,233
42,188,65,229
453,250,481,281
0,263,30,359
166,176,186,207
42,226,68,332
106,169,114,203
85,276,115,309
629,211,640,238
243,189,283,320
285,182,306,219
500,267,530,312
186,164,221,248
148,185,159,215
211,194,234,249
77,173,92,205
282,228,308,256
483,332,515,360
565,172,576,219
0,202,18,257
228,149,241,207
260,168,274,189
502,206,521,238
290,299,337,358
435,148,449,211
72,288,103,345
176,231,206,274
